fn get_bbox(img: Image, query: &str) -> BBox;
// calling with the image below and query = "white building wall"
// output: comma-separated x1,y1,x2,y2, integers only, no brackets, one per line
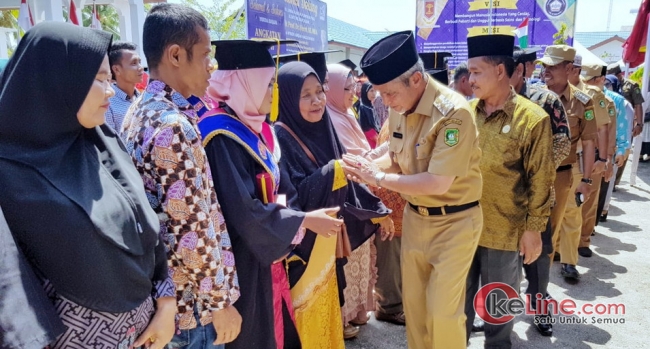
589,40,625,65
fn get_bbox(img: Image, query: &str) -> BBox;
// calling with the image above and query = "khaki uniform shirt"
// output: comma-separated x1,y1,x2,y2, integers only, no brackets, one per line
472,91,555,251
605,96,617,156
621,79,645,107
577,80,611,128
558,84,599,166
388,77,482,207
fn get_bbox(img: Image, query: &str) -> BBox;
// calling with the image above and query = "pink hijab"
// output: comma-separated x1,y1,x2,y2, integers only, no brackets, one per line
326,63,371,156
206,67,275,133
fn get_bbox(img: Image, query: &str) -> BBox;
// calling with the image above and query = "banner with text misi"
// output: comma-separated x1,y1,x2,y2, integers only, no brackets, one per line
246,0,328,54
415,0,577,67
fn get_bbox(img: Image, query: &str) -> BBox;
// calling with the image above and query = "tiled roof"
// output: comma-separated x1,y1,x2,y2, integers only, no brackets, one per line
574,31,630,49
327,16,393,49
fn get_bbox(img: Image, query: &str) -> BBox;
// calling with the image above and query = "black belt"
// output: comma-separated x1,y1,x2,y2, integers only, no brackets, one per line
556,164,572,172
409,201,479,216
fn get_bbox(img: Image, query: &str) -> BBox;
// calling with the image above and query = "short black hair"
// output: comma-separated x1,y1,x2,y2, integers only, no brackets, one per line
143,3,209,70
453,62,469,82
108,41,138,77
482,56,516,78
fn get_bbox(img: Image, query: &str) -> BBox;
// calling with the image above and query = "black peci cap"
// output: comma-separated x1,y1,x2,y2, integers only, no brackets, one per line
467,35,515,59
278,50,339,82
419,52,452,70
514,47,541,64
338,59,357,71
429,69,449,85
360,30,419,85
212,39,297,70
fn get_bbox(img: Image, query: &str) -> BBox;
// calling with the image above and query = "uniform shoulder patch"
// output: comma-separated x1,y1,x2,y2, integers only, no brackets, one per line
585,109,595,121
434,94,455,117
608,108,615,116
599,99,606,108
574,89,591,105
444,128,459,147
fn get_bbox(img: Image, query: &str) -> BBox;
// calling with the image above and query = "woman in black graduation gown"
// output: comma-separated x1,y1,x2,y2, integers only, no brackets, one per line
198,40,343,349
273,62,393,346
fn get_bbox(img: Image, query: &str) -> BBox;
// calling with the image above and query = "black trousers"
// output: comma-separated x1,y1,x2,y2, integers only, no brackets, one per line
374,234,403,314
523,219,552,307
465,246,521,349
595,177,610,227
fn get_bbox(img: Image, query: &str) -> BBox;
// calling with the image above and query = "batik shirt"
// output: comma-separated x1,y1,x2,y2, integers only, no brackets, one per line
472,90,555,251
524,82,571,169
120,80,240,330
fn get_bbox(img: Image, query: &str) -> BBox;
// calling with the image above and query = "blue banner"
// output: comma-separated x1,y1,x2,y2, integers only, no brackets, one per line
246,0,328,54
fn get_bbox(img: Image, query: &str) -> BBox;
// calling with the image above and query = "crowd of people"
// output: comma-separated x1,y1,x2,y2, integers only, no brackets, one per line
0,3,645,349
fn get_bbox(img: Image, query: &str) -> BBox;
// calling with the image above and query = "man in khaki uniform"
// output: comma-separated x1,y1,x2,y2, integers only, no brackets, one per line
343,30,483,349
464,34,554,349
579,63,618,256
537,45,599,280
567,58,611,262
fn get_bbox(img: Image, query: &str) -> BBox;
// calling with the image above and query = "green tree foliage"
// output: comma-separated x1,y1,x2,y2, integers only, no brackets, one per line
553,23,569,45
181,0,246,40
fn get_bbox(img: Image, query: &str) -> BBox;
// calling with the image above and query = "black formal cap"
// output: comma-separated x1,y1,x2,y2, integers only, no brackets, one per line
360,30,418,85
467,34,515,59
513,47,541,64
339,59,357,71
211,39,297,70
278,50,339,82
419,52,452,70
430,69,449,85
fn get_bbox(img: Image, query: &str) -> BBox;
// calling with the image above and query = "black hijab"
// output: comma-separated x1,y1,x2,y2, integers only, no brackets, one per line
0,22,165,312
276,61,345,165
356,82,380,133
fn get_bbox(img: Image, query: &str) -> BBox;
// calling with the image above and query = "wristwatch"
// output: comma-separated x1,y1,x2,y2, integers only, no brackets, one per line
374,171,386,187
597,157,608,162
581,178,593,185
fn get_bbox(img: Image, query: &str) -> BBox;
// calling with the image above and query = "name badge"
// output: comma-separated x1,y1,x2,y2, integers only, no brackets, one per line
393,132,403,139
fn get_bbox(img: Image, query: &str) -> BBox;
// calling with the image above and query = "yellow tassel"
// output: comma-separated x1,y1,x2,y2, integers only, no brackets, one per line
271,82,280,122
270,39,281,122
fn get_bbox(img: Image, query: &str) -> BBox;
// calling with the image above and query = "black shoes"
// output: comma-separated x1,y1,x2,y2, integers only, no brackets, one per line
534,315,553,336
553,252,561,262
561,264,580,280
599,212,608,222
578,247,593,258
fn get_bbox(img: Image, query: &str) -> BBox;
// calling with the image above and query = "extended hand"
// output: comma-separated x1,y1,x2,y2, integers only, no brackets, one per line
212,305,242,345
304,207,343,237
378,217,395,241
133,297,176,349
341,154,377,185
519,230,542,265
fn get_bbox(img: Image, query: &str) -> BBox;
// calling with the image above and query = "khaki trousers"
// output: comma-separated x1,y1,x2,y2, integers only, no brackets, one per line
555,166,583,265
579,170,603,248
549,168,573,259
402,205,482,349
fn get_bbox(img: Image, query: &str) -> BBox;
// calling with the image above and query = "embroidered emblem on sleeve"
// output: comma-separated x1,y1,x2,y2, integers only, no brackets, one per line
444,128,459,147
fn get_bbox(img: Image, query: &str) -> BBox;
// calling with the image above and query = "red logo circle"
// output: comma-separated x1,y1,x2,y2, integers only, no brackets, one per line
473,282,520,325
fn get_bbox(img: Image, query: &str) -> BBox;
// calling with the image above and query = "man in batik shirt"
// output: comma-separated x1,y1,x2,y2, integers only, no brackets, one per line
510,46,571,337
121,4,241,348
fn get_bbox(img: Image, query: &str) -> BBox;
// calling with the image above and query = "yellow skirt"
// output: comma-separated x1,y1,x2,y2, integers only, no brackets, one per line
290,234,344,349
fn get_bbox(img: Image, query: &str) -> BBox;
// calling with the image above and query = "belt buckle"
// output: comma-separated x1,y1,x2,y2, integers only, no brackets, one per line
418,206,429,216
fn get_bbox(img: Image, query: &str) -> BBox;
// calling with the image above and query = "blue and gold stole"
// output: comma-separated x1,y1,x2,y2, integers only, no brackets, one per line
198,111,280,203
